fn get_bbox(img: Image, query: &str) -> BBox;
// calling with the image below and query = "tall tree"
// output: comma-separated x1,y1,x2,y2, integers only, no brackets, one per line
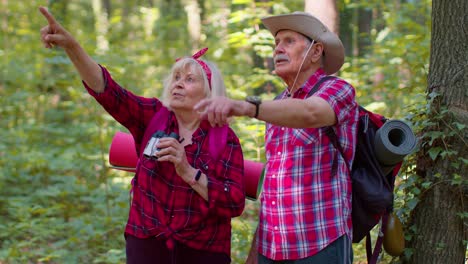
182,0,202,50
305,0,338,35
408,0,468,263
92,0,109,55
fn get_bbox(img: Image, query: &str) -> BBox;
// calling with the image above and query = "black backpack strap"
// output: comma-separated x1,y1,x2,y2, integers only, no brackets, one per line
305,76,350,174
275,76,336,101
306,76,337,98
325,126,351,173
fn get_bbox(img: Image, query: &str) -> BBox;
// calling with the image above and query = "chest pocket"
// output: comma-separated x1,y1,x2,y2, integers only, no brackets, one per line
291,127,320,146
194,151,215,176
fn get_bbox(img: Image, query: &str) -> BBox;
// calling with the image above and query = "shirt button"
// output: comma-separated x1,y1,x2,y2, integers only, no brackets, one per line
272,201,276,205
171,215,174,218
274,226,278,230
272,175,276,178
281,127,285,131
277,152,281,155
204,165,209,170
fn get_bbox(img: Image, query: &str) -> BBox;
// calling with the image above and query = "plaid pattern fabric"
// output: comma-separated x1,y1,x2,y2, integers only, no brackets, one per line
258,69,358,260
84,66,245,256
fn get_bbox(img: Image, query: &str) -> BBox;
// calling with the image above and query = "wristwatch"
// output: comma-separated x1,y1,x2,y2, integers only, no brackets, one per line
245,96,262,118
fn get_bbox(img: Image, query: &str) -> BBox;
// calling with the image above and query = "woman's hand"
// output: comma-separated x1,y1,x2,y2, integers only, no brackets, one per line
39,6,77,50
156,137,208,200
39,6,105,92
154,137,192,179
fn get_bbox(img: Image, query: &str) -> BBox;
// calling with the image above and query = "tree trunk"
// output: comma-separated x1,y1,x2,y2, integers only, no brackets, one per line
408,1,468,263
102,0,111,17
92,0,109,55
1,0,7,90
182,0,202,50
304,0,339,35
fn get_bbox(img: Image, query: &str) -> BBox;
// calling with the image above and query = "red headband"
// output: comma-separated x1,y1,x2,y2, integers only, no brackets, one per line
176,47,212,90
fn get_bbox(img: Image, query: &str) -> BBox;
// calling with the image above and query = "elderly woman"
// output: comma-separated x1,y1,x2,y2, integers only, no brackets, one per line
39,7,245,264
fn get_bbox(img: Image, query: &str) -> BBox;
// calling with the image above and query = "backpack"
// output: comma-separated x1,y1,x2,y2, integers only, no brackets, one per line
307,76,415,263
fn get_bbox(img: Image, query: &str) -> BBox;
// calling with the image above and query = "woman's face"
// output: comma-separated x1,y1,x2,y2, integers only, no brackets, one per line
168,66,207,112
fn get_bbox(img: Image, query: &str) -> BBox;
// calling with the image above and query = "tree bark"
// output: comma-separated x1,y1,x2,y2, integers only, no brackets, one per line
408,1,468,263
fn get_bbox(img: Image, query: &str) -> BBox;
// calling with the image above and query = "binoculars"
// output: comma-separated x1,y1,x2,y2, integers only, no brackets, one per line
143,130,180,159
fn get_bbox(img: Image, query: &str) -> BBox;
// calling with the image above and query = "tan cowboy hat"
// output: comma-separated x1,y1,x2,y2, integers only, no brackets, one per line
261,12,345,75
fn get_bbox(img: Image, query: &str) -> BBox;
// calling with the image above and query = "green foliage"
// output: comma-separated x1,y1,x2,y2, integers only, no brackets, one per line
0,0,433,263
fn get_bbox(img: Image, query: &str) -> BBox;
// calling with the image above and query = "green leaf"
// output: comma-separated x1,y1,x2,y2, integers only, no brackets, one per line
454,122,466,131
421,181,432,189
428,147,443,160
451,174,462,185
407,197,420,210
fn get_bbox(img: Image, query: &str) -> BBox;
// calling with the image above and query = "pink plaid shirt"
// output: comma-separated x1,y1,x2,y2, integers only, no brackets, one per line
258,69,358,260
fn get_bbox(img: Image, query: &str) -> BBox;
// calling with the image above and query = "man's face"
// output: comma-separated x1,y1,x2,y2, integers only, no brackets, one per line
273,30,311,79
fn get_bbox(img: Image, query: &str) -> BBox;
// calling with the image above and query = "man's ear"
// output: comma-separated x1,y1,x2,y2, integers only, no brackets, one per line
310,43,324,64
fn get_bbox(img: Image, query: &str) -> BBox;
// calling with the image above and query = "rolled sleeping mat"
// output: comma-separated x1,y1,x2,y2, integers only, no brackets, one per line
374,120,417,171
109,131,138,172
108,131,265,200
244,160,265,201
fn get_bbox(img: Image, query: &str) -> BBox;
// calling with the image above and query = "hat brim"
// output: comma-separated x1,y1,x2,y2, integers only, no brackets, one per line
261,12,345,75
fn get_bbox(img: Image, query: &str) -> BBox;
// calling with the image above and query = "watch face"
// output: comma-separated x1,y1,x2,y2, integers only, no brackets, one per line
246,96,261,105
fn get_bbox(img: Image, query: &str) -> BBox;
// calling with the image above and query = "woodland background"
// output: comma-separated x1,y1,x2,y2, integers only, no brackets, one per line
1,0,466,263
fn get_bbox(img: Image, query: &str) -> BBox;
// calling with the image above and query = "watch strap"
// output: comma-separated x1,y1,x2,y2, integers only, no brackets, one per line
253,103,259,118
189,170,202,186
246,96,261,118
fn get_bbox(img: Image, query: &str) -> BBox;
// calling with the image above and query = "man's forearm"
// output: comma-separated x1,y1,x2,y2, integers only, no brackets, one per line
256,98,335,128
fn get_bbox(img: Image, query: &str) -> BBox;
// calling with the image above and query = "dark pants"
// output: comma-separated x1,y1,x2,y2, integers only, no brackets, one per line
125,234,231,264
258,235,353,264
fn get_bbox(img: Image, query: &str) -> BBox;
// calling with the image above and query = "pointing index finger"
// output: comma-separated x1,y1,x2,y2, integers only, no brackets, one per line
194,99,209,111
39,6,57,25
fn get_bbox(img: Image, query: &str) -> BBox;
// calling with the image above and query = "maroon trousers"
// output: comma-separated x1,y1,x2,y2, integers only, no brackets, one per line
125,234,231,264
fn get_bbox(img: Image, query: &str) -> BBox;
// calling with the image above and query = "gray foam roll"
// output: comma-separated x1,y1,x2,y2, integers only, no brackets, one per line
374,120,417,166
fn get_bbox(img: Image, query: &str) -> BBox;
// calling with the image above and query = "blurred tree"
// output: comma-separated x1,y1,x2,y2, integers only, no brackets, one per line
182,0,202,50
305,0,339,35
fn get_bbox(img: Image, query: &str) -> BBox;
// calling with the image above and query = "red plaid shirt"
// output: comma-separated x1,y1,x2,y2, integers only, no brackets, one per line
84,66,245,256
258,69,358,260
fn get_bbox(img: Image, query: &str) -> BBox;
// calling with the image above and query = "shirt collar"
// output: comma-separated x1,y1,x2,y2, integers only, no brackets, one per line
168,113,210,142
280,68,326,98
301,68,327,96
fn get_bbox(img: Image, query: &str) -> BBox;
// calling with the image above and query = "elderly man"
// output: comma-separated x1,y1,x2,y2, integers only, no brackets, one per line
196,12,358,263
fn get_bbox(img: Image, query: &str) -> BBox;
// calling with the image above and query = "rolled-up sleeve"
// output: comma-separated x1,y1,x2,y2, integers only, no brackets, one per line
315,78,357,127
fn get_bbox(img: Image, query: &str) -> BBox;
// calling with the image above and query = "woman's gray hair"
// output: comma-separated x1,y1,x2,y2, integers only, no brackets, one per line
161,57,226,108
